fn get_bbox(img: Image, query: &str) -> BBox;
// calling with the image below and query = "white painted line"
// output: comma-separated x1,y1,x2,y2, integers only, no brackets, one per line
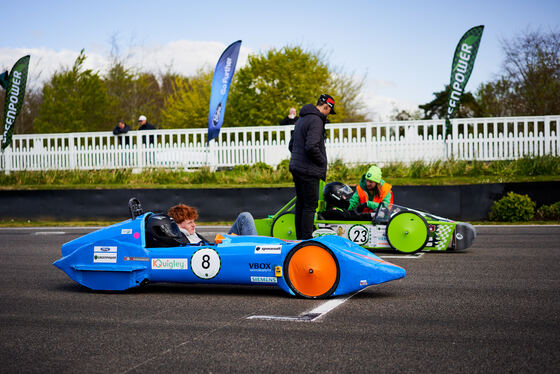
33,231,67,235
380,252,425,259
247,290,362,322
308,296,350,315
246,315,302,322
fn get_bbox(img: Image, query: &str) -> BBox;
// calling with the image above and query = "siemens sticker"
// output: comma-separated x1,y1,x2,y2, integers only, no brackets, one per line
250,276,277,284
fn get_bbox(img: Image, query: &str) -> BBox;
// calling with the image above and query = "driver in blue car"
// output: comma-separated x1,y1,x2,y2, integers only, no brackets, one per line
168,204,257,244
347,165,393,213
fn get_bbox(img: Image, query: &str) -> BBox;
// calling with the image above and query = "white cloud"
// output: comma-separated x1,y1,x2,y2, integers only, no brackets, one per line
0,41,251,89
126,40,250,75
0,43,415,122
363,78,420,121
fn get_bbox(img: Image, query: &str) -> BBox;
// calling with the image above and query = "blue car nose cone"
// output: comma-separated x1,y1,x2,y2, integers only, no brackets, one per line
378,260,406,282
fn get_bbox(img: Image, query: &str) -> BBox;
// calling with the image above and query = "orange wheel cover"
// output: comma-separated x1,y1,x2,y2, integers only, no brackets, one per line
288,245,338,297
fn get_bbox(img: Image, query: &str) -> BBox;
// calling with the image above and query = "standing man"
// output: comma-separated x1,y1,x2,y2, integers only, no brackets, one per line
288,94,336,239
137,115,155,130
137,115,155,145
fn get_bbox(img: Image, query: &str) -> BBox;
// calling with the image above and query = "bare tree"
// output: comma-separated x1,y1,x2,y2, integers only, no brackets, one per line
478,28,560,116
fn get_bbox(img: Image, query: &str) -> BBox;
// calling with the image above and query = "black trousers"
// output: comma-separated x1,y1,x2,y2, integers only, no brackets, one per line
291,171,320,240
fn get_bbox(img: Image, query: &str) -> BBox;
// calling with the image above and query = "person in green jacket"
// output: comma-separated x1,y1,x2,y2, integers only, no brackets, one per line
347,165,393,213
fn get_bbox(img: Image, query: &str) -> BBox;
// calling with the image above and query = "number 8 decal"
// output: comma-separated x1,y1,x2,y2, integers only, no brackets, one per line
191,248,221,279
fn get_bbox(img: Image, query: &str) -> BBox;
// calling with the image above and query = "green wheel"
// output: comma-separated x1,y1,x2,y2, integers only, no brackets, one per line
271,212,297,240
386,211,429,254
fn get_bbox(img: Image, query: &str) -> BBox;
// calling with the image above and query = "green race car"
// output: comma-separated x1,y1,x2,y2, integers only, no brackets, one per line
255,182,476,254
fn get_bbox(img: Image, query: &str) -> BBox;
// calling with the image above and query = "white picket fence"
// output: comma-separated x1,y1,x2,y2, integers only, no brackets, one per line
1,115,558,172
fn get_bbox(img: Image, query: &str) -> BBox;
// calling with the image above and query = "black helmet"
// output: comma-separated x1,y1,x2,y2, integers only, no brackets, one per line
145,213,188,247
323,182,354,209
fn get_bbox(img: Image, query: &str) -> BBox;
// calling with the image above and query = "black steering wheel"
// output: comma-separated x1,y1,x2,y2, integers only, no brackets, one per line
128,197,144,220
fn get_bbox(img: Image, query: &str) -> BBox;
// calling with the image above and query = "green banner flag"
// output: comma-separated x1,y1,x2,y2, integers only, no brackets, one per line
1,55,30,151
445,26,484,138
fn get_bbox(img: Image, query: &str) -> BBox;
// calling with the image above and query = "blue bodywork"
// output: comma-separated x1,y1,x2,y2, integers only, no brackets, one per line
53,213,406,297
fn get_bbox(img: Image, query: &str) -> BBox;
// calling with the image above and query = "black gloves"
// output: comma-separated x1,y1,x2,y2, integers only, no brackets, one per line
356,202,368,213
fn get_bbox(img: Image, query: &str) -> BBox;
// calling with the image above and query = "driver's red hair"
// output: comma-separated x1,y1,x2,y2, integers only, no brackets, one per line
168,204,198,224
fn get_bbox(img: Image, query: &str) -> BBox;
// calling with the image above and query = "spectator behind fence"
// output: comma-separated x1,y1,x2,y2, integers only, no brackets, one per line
138,115,155,145
112,120,130,147
279,107,299,126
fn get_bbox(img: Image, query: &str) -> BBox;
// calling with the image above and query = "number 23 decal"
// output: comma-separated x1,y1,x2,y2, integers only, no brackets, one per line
348,225,369,245
191,248,221,279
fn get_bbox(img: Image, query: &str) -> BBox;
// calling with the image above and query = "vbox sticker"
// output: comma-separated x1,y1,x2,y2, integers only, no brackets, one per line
121,229,133,234
249,263,272,272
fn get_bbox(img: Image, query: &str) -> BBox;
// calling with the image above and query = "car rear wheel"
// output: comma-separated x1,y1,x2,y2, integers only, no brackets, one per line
271,212,297,240
283,242,340,299
386,211,429,254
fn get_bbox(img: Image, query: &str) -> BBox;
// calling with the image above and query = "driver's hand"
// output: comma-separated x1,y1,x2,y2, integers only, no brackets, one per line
356,202,368,213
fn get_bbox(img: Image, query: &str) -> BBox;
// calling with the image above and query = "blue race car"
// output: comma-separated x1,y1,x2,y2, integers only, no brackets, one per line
53,199,406,299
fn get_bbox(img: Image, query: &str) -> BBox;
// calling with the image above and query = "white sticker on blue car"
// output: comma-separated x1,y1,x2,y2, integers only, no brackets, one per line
191,248,221,279
250,276,278,283
152,258,188,270
93,253,117,263
94,246,117,253
93,246,117,263
254,245,281,254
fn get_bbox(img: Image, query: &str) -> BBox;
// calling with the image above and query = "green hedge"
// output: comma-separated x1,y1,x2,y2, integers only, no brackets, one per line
0,155,558,188
489,192,536,222
535,201,560,220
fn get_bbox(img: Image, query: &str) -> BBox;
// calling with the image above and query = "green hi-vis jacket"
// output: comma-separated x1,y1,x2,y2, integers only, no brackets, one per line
347,174,393,212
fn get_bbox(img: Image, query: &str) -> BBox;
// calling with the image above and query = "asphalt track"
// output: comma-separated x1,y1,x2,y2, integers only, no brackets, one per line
0,226,559,373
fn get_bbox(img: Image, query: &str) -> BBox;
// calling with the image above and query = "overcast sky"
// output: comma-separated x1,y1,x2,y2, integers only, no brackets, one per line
1,0,559,121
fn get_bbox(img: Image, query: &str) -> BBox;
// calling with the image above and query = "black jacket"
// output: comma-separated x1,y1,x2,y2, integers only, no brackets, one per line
113,124,131,146
112,124,130,135
139,122,155,144
288,104,327,180
279,116,299,125
138,123,155,130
